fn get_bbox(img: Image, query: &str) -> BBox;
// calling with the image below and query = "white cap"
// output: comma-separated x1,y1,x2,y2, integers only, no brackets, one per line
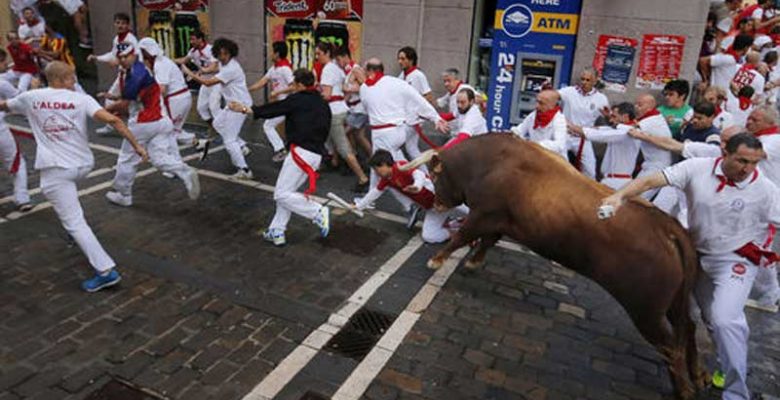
716,18,732,34
755,35,773,48
137,37,161,57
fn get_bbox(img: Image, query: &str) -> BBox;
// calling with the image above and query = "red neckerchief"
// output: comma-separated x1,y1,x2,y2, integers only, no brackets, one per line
403,66,417,79
344,61,356,74
637,108,661,122
275,58,291,68
117,31,130,43
713,157,759,192
196,42,207,57
715,104,723,116
26,18,40,27
724,48,742,63
533,106,561,129
289,144,319,196
754,125,780,136
365,72,384,87
739,95,753,110
448,81,462,95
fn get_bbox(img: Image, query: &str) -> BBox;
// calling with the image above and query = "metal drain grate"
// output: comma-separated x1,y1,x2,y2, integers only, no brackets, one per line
84,379,158,400
325,308,396,360
299,391,330,400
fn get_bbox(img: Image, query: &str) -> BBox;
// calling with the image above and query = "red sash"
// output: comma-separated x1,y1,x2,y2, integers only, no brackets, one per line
290,144,319,196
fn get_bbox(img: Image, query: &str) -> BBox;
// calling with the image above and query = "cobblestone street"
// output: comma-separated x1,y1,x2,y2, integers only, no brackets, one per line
1,120,778,400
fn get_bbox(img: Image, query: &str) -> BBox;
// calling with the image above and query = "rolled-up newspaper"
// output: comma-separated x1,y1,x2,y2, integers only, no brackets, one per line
597,204,615,220
327,192,365,218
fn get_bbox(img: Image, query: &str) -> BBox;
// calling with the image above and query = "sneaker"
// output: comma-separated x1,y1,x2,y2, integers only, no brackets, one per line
242,145,252,156
712,370,725,389
96,125,114,135
406,205,422,230
231,168,253,180
105,191,132,207
263,229,287,246
353,197,375,210
81,269,121,293
78,38,93,49
17,203,34,212
162,172,176,179
313,206,330,238
353,180,369,193
185,169,201,200
177,130,196,144
199,140,211,161
194,138,210,151
272,149,288,163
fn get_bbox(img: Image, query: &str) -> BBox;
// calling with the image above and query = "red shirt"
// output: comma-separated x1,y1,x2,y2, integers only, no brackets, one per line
7,42,38,74
377,161,435,209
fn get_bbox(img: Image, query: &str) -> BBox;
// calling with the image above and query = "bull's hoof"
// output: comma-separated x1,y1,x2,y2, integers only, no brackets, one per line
464,258,484,270
427,257,445,270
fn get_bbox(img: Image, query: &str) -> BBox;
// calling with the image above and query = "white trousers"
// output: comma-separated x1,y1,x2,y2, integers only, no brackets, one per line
567,136,596,179
113,118,193,196
370,125,407,188
3,70,33,92
422,204,469,243
165,92,192,163
263,116,285,152
269,147,323,232
696,253,758,400
196,83,221,121
41,166,114,272
753,238,780,305
213,108,248,169
0,125,29,204
404,124,428,173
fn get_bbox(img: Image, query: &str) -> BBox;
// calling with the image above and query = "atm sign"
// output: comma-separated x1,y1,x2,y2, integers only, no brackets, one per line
533,12,578,35
495,9,579,37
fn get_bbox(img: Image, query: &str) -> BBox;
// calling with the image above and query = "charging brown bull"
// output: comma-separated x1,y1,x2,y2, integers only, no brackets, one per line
403,133,705,399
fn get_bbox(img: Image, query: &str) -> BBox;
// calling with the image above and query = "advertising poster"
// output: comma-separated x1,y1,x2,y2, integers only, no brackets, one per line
134,0,210,60
601,45,636,93
592,34,638,76
636,34,686,90
265,0,363,71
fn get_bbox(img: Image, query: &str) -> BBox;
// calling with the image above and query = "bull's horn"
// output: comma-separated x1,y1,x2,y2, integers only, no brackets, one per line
399,149,437,171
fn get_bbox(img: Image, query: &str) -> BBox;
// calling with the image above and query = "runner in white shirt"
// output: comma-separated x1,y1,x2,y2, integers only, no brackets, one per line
0,61,147,293
336,47,372,159
316,43,369,191
359,58,448,196
183,38,253,179
699,33,753,92
0,52,30,211
175,30,220,142
728,51,765,104
627,94,674,203
602,133,779,400
558,68,609,179
441,89,487,149
704,86,736,130
138,38,192,167
397,46,436,167
248,41,293,162
17,7,45,44
567,102,640,190
725,85,755,128
511,90,568,159
436,68,476,132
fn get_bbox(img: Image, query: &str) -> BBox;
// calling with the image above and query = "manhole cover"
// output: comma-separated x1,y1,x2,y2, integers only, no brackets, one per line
84,379,158,400
325,308,396,360
319,222,387,256
299,391,329,400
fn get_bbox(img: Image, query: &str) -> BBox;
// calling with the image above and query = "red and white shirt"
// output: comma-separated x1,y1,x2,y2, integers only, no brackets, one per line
96,31,139,63
356,161,435,210
18,19,45,42
264,59,294,101
511,110,568,159
7,42,38,74
187,43,217,77
152,55,189,96
321,61,348,115
709,53,740,92
663,157,780,254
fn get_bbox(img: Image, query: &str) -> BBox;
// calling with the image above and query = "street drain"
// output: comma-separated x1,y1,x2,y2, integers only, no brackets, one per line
299,391,329,400
325,308,396,360
319,222,387,256
84,379,159,400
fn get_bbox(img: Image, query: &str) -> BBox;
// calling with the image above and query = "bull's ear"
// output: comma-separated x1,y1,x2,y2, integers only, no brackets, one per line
431,154,443,175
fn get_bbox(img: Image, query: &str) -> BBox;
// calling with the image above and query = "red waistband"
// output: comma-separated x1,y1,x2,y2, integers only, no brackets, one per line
347,99,361,106
328,96,345,103
605,173,632,179
165,87,190,99
371,124,397,130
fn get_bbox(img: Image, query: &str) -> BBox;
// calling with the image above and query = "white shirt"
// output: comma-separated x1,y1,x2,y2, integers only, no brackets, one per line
96,32,139,63
583,124,640,177
724,96,753,128
729,65,765,102
682,141,722,159
360,75,441,127
152,56,188,95
558,86,610,128
399,68,432,125
663,157,780,254
187,44,217,77
713,109,736,131
637,114,673,173
264,62,294,101
709,53,739,92
757,133,780,186
7,88,102,169
18,20,45,41
0,80,19,130
511,110,568,159
320,61,348,115
215,58,251,105
437,82,476,132
458,105,488,137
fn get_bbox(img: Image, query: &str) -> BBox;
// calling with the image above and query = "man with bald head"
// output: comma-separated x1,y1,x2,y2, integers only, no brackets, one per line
628,94,674,199
511,89,568,159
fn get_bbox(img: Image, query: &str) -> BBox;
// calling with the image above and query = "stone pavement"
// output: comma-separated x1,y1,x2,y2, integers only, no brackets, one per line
1,116,778,400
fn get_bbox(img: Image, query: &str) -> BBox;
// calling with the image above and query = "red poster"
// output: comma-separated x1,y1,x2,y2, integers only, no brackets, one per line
592,35,638,75
265,0,363,21
636,34,686,90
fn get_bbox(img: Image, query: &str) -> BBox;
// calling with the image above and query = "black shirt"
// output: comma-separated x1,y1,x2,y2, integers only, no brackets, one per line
250,90,331,155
